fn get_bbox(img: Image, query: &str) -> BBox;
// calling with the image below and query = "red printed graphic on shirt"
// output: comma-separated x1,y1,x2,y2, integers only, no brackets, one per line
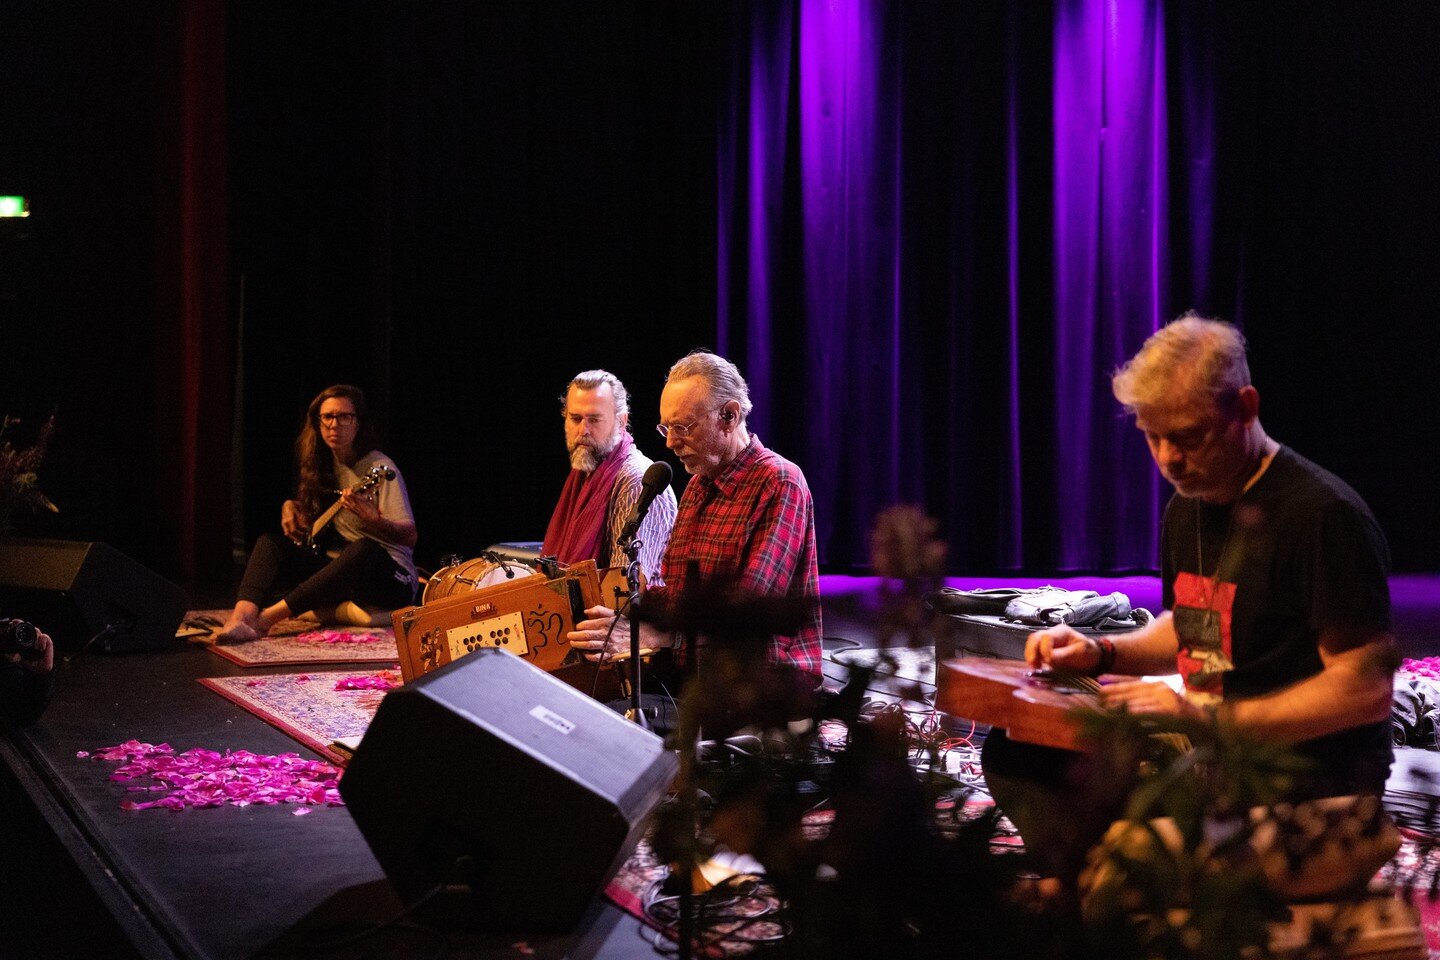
1171,572,1236,696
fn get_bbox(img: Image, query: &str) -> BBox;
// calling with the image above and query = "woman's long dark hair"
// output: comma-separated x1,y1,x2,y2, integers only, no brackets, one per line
294,384,378,516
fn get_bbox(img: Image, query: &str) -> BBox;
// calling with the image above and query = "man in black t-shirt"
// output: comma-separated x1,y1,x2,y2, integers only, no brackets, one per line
1018,313,1395,796
982,315,1396,879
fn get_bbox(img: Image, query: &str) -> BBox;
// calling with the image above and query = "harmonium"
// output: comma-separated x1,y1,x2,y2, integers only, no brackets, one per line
391,555,632,694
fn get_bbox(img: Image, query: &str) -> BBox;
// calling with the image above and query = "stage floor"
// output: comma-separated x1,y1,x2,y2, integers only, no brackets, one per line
0,642,661,960
4,572,1438,958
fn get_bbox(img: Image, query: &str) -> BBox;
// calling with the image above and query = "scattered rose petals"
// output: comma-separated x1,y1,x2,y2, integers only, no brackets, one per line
294,629,385,645
293,807,311,816
84,740,344,812
1402,657,1440,682
75,750,90,759
245,679,266,687
333,672,400,692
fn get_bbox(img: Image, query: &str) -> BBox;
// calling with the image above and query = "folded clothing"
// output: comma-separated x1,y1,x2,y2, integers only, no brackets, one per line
927,585,1153,631
925,587,1033,617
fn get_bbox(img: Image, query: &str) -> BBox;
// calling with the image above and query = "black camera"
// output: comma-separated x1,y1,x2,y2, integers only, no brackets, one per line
0,619,42,660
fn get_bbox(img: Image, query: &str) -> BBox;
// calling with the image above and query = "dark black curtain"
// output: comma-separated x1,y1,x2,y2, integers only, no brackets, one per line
5,1,1435,585
1207,4,1440,572
0,2,229,586
227,2,718,572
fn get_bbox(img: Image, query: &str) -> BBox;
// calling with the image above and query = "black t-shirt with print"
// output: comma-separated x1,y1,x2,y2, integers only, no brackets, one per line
1160,445,1393,796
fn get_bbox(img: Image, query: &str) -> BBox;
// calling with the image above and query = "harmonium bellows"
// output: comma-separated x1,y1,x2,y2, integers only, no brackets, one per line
391,560,605,683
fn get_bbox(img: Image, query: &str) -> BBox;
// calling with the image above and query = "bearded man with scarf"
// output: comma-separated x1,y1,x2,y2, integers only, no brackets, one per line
541,370,676,582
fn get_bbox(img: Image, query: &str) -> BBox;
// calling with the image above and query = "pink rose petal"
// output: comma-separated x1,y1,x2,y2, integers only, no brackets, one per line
333,672,400,692
294,629,385,645
88,741,345,812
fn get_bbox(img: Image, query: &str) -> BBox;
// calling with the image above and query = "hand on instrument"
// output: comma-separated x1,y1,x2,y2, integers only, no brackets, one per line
568,605,665,663
280,500,308,542
340,489,380,527
1025,624,1101,673
1098,679,1198,719
568,605,624,662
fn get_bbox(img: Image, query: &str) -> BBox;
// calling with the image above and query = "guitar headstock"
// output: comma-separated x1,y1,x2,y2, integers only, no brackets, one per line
358,464,397,490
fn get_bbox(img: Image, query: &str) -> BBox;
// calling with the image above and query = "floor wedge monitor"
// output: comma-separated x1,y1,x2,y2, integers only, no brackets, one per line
0,538,186,652
340,648,678,931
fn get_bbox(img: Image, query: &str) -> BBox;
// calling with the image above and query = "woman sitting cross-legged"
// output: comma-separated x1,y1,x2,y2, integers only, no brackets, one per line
216,384,418,642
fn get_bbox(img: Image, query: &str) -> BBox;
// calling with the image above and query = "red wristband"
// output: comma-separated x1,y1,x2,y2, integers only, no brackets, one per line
1093,636,1117,675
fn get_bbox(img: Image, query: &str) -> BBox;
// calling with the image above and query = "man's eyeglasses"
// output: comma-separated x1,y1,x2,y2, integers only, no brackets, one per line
656,420,695,440
319,412,357,426
656,406,719,440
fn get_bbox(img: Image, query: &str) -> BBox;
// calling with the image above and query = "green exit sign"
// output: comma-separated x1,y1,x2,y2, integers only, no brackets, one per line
0,196,30,218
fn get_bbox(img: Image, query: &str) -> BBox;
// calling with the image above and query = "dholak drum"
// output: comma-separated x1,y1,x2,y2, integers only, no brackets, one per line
421,556,537,604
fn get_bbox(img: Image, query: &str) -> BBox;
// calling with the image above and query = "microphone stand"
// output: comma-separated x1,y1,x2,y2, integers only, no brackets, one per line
619,535,648,730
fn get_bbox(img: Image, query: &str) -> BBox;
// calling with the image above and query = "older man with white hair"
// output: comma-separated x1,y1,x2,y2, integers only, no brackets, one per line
568,350,823,680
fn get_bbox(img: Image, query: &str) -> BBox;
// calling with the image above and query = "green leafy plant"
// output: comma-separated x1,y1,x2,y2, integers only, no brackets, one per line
641,506,1393,959
1077,709,1398,960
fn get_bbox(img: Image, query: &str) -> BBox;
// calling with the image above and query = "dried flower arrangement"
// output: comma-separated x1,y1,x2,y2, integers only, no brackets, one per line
0,413,57,535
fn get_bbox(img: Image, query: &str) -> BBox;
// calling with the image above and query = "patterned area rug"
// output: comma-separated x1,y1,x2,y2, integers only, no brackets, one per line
198,668,398,763
606,828,1439,959
1380,833,1440,958
604,811,839,958
184,609,401,666
605,800,1002,957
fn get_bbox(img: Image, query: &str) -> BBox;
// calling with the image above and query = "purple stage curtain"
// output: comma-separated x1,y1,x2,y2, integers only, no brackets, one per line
719,0,1210,572
1052,0,1168,568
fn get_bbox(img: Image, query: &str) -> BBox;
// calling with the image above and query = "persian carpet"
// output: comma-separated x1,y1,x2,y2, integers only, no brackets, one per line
198,669,398,763
186,605,400,667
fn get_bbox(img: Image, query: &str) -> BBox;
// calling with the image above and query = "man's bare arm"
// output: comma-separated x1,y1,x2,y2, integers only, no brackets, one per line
1026,611,1181,677
1224,630,1395,743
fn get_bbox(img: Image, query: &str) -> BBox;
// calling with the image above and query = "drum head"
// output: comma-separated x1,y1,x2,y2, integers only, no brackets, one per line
422,556,532,604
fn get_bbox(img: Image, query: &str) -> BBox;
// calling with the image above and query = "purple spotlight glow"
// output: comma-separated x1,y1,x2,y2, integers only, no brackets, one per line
1053,0,1169,569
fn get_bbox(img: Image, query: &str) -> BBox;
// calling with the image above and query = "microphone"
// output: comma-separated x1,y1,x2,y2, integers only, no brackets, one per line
617,461,672,545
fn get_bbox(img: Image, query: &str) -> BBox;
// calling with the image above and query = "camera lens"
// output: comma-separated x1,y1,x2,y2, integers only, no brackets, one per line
0,619,38,657
11,620,36,648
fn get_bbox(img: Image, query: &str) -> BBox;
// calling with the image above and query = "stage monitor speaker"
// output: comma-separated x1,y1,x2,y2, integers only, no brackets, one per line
340,648,678,931
0,538,188,652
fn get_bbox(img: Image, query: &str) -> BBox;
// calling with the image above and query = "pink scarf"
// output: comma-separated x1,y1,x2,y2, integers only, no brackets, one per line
541,431,635,564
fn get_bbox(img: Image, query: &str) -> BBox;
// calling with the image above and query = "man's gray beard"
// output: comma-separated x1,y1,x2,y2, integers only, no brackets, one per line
568,435,620,473
569,444,599,473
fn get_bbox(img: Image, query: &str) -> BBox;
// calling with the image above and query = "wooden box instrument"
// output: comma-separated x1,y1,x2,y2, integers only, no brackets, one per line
936,657,1104,752
392,560,606,683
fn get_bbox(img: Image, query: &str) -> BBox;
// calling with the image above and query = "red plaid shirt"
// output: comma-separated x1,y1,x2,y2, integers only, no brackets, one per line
652,436,823,678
